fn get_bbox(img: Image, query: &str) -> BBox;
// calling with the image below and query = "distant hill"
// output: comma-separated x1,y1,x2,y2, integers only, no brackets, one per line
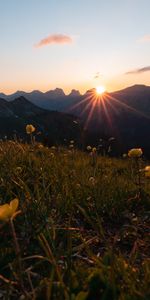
0,88,82,111
0,96,81,145
1,85,150,155
2,85,150,114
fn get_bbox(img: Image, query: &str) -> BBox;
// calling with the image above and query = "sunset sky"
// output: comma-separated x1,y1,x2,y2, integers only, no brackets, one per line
0,0,150,94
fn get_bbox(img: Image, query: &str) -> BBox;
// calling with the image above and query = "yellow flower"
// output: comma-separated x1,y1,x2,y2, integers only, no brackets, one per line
92,147,97,153
144,166,150,178
128,148,143,158
51,146,56,150
145,166,150,172
16,167,22,173
0,198,19,222
87,146,92,151
76,183,81,189
89,177,96,185
26,124,35,134
145,173,150,178
69,144,74,149
38,144,44,149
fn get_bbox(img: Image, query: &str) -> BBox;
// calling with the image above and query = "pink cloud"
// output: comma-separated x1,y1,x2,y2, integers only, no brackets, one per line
138,35,150,42
35,34,73,48
125,66,150,75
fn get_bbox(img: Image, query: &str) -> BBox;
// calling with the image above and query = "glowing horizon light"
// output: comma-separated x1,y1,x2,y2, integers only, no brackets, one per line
96,86,106,95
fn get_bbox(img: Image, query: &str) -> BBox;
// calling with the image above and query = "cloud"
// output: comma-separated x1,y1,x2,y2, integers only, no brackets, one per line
138,35,150,43
35,34,73,48
93,72,103,79
125,66,150,75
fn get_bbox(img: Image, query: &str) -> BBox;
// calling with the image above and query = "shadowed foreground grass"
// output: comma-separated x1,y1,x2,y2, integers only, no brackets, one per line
0,141,149,299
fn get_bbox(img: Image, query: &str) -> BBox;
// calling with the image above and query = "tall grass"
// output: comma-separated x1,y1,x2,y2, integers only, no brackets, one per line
0,141,149,299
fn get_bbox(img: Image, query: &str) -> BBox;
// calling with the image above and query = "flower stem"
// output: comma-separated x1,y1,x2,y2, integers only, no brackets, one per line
9,218,25,293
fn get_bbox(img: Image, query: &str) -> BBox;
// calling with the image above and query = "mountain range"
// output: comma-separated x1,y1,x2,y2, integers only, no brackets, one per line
1,84,150,155
1,84,150,115
0,96,80,145
0,88,81,111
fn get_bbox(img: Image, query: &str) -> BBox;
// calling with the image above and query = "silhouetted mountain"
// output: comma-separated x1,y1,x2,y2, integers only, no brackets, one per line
75,85,150,155
0,96,81,145
69,89,81,97
3,85,150,114
2,85,150,155
1,88,81,111
0,98,14,117
66,85,150,155
111,85,150,111
0,93,7,99
9,96,43,117
45,88,65,99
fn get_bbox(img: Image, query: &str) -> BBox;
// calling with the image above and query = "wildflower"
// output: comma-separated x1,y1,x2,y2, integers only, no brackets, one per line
132,216,138,222
69,144,74,149
132,267,137,273
145,166,150,172
128,148,143,158
68,150,72,154
70,140,74,144
37,144,44,149
109,137,115,142
16,167,22,173
144,166,150,178
76,183,81,189
87,145,92,151
51,146,56,150
0,198,19,222
26,124,35,134
89,177,96,185
50,152,55,158
92,147,97,153
123,153,127,158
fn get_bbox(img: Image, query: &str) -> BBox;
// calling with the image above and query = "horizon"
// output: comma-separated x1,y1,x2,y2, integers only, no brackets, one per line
1,83,150,97
0,0,150,94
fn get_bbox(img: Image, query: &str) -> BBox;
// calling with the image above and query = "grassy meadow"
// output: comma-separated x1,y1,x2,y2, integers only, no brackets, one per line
0,140,149,299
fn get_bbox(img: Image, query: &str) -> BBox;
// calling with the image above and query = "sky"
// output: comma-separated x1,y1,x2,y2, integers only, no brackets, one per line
0,0,150,94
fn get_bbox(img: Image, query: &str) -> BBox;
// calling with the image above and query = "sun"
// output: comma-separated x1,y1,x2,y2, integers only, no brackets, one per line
96,86,106,95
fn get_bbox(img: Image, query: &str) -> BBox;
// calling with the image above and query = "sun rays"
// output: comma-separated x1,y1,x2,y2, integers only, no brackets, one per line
96,86,106,95
67,87,150,132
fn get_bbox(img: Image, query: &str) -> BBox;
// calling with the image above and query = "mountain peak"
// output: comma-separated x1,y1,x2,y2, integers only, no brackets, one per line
0,92,7,98
84,88,95,95
11,96,32,104
69,89,81,97
10,96,45,118
16,90,25,94
45,88,65,98
31,90,43,94
112,84,150,95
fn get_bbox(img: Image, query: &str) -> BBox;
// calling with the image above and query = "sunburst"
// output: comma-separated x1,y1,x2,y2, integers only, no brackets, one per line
96,86,106,95
67,86,150,133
